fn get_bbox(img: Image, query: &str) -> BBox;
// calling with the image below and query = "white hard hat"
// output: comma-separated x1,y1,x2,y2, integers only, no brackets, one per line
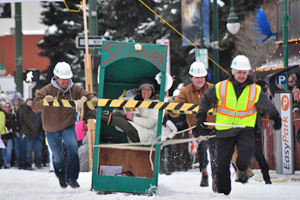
155,72,173,92
53,62,73,79
230,55,251,71
189,61,207,77
173,89,180,97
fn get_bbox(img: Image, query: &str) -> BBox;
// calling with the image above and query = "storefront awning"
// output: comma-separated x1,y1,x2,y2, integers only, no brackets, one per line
253,39,300,79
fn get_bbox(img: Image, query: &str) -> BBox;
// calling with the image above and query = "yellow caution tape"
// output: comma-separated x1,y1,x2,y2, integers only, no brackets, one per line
42,98,216,115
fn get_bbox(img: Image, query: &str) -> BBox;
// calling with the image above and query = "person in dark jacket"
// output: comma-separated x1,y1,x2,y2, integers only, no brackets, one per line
32,62,97,189
19,98,39,170
24,98,44,169
169,61,218,192
11,97,24,169
196,55,282,195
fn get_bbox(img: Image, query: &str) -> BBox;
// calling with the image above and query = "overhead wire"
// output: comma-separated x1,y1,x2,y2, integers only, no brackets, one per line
138,0,231,77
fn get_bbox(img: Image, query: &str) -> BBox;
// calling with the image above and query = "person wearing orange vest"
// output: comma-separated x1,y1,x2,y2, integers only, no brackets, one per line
170,61,218,192
196,55,281,195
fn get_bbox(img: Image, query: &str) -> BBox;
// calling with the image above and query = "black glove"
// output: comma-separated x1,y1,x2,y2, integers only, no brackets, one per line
270,113,282,130
196,112,207,129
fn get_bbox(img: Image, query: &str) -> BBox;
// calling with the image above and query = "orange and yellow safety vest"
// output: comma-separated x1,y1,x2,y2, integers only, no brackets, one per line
215,80,261,130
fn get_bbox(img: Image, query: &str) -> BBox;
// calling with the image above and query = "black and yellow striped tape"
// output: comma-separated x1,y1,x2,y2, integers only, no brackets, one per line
42,98,215,115
43,98,76,108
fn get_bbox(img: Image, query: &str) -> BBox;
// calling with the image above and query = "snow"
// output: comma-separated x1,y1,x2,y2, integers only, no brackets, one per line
170,9,177,15
63,20,75,26
1,167,300,200
46,25,58,35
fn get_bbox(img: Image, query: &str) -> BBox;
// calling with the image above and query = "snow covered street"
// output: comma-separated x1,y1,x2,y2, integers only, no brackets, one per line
1,167,300,200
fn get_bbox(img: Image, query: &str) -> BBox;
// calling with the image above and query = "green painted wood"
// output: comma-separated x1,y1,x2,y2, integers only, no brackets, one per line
92,175,157,194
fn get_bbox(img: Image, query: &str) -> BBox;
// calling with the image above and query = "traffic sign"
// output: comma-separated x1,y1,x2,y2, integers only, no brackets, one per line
76,36,111,49
195,49,208,69
23,69,40,83
276,75,287,85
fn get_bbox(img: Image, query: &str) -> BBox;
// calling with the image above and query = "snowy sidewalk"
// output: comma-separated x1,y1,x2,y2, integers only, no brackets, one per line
0,167,300,200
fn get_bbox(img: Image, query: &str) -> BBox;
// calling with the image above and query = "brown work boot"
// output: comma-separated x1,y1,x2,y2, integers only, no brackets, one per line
101,110,112,125
236,170,248,184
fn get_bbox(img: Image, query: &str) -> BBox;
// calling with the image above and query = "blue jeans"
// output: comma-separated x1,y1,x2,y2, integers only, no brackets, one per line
16,133,27,169
46,125,79,184
25,135,43,165
2,138,13,166
14,135,20,160
0,146,3,167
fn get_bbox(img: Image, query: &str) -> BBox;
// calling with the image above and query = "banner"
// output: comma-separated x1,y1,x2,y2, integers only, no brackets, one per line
181,0,210,47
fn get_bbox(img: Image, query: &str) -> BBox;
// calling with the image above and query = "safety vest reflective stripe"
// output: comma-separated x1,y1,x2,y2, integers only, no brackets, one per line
218,80,228,108
235,107,257,118
216,106,234,117
246,83,257,110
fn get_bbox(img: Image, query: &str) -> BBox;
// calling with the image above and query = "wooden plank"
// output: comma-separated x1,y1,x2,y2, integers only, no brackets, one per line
88,119,95,171
98,147,155,178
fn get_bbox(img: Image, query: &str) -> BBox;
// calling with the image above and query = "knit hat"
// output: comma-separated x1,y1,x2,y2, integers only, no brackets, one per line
138,79,155,94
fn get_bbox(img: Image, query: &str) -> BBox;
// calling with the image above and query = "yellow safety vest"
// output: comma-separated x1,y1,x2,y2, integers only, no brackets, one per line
215,80,261,130
0,111,6,135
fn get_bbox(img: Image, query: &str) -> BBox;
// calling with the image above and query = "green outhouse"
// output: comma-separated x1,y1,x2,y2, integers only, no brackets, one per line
91,40,169,194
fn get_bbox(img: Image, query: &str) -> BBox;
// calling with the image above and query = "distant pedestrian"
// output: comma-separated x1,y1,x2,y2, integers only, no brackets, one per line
1,102,14,169
19,98,38,170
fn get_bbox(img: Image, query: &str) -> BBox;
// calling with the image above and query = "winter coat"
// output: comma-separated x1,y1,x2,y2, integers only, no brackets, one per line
30,110,43,137
198,76,280,138
32,78,96,132
170,82,216,129
19,103,36,135
128,104,158,143
11,107,21,133
1,112,15,141
75,121,87,141
0,110,6,135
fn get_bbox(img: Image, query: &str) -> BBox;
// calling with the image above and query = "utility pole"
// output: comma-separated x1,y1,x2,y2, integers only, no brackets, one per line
282,0,290,90
212,0,219,84
85,0,98,171
15,3,23,95
199,0,204,48
88,0,99,93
